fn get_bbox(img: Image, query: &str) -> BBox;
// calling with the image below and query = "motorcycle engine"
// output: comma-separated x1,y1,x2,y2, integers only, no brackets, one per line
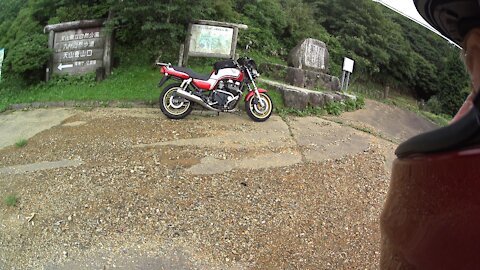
211,80,242,109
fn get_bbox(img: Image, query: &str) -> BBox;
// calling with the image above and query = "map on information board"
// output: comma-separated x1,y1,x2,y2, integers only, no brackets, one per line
189,24,234,57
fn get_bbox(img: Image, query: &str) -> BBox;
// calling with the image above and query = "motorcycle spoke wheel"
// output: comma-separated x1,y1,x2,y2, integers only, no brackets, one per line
246,93,273,122
159,84,193,119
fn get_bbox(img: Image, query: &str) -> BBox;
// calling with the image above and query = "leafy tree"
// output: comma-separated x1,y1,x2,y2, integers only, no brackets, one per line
1,2,51,82
312,0,398,80
436,50,470,116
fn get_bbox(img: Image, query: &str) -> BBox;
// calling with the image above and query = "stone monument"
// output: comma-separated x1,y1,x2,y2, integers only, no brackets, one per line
285,38,339,91
257,38,351,110
288,38,329,73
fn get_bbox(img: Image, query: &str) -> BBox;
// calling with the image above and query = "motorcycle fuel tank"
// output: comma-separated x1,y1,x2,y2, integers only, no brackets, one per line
192,68,242,91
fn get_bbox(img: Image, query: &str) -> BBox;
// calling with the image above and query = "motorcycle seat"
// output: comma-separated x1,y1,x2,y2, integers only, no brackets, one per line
395,93,480,158
173,66,211,81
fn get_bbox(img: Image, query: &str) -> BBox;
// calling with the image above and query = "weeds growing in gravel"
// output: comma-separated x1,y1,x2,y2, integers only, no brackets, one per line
4,194,18,207
15,139,28,148
118,102,133,108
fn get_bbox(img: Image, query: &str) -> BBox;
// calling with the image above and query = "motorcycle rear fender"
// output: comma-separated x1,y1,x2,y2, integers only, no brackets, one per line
160,66,190,80
245,88,268,102
158,74,182,88
158,74,169,88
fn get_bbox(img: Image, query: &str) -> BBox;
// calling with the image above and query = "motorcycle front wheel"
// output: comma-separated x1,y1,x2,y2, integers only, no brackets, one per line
159,84,193,119
245,93,273,122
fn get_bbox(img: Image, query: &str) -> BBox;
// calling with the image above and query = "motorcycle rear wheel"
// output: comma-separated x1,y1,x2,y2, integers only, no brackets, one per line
245,93,273,122
159,84,193,119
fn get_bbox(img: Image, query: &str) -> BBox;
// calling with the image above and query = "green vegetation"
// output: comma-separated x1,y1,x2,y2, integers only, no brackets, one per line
0,0,469,120
3,194,18,207
15,139,28,148
0,65,160,112
274,95,365,118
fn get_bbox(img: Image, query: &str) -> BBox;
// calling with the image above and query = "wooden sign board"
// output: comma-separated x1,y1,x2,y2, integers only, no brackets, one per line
44,20,113,81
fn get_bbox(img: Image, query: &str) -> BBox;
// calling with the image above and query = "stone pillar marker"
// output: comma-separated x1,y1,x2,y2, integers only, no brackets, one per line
288,38,330,73
284,38,339,91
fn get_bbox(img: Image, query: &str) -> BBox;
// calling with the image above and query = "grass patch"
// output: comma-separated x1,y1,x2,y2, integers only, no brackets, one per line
0,65,161,111
4,194,18,207
419,111,451,126
15,139,28,148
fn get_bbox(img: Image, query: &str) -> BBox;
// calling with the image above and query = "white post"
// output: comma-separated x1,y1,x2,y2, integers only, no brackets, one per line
178,44,185,66
345,72,351,91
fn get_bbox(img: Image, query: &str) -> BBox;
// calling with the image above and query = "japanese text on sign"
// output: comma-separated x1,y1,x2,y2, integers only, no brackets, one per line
74,60,97,67
52,27,105,74
63,50,93,59
61,40,95,51
61,32,100,42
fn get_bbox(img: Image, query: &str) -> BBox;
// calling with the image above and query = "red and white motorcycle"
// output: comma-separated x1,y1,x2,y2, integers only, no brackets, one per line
156,57,273,122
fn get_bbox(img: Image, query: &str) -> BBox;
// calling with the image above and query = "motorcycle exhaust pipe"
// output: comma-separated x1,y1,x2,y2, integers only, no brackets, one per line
175,89,220,112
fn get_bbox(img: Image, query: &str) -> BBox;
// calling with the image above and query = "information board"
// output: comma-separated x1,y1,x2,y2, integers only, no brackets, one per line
189,24,234,57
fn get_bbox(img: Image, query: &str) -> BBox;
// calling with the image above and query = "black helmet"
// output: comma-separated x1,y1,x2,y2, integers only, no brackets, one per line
414,0,480,46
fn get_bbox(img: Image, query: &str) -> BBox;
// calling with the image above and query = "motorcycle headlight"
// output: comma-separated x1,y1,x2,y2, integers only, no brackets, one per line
251,68,259,78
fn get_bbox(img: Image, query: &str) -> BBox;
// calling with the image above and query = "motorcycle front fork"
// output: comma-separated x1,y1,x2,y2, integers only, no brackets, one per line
247,83,265,107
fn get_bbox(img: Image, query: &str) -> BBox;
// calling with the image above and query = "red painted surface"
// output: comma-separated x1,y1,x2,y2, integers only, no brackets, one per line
165,69,189,79
238,72,245,82
160,66,166,74
381,148,480,269
245,88,268,101
192,79,211,90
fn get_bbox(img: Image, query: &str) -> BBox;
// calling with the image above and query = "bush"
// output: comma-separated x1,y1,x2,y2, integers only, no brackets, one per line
325,102,344,116
356,95,366,109
426,95,443,115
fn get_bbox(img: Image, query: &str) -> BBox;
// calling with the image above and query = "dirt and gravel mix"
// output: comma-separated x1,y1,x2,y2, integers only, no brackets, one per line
0,107,431,269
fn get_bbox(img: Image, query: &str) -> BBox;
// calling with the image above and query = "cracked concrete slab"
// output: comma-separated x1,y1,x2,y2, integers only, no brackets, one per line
0,108,76,149
134,115,295,150
0,159,83,175
288,117,373,162
135,114,390,174
187,152,302,175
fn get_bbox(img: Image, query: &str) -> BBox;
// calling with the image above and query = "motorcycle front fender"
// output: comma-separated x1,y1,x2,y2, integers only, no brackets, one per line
245,88,268,102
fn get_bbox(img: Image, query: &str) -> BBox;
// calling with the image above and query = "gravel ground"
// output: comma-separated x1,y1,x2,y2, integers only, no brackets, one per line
0,108,393,269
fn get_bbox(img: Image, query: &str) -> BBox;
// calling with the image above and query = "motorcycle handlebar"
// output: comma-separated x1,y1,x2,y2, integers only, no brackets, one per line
155,62,171,67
